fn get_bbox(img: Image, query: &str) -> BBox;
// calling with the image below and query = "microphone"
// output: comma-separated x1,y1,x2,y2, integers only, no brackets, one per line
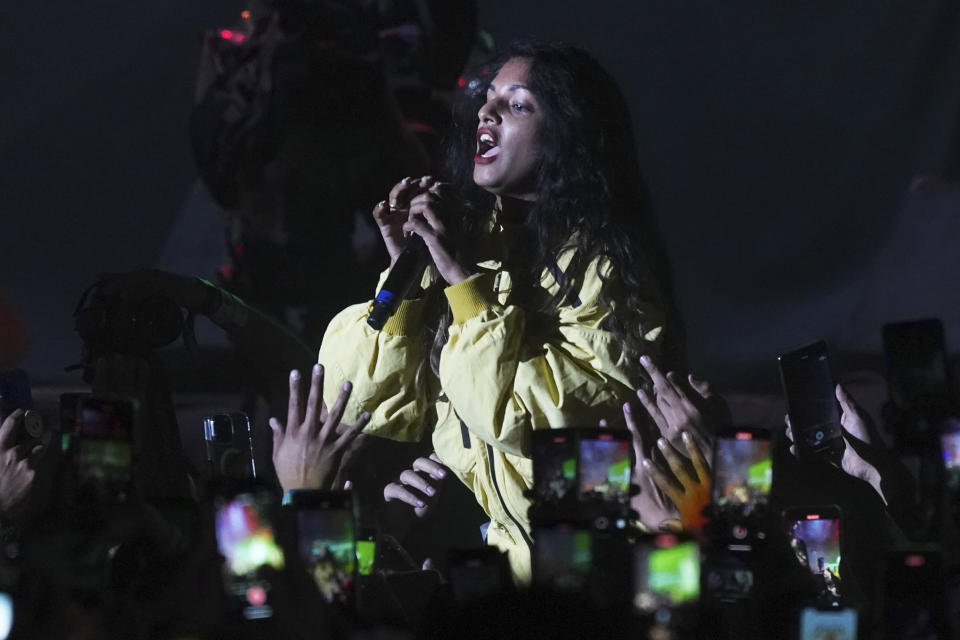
367,236,428,330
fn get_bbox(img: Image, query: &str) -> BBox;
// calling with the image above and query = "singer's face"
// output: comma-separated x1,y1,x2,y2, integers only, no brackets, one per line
473,58,542,201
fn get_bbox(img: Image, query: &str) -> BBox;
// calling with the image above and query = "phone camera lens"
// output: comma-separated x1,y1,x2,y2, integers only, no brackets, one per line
732,525,748,539
814,430,824,442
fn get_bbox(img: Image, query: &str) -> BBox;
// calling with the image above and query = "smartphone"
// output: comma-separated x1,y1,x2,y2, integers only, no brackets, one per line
286,490,356,607
356,527,376,577
881,548,944,639
711,427,773,510
0,369,44,446
0,593,10,640
578,429,633,515
203,412,256,480
531,519,593,592
75,395,135,503
532,429,579,516
799,607,857,640
784,506,842,605
214,484,285,620
447,546,509,604
942,422,960,492
883,318,951,413
778,341,845,466
632,533,700,613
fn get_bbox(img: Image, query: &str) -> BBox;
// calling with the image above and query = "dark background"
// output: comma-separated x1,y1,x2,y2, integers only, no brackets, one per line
3,1,960,392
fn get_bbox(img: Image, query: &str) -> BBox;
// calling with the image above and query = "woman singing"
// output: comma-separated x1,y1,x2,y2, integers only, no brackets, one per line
317,41,683,582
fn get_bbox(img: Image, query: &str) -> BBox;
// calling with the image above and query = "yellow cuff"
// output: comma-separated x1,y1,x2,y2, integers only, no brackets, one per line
444,273,497,324
381,298,426,336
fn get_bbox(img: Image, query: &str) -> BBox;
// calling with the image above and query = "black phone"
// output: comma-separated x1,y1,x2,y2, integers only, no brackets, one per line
880,548,944,639
285,489,356,607
778,341,845,466
213,483,286,620
0,369,44,447
632,532,700,614
446,546,510,603
783,505,843,606
531,519,594,592
203,412,256,480
702,546,755,604
74,394,135,503
711,427,773,511
883,318,952,414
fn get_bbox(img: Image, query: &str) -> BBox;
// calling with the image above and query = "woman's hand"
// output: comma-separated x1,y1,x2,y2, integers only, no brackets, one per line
403,183,471,286
373,176,436,266
383,453,449,518
623,403,680,531
636,355,725,457
269,365,370,493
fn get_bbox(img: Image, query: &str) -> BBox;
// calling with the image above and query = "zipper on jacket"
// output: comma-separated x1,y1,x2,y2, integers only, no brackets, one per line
486,444,533,550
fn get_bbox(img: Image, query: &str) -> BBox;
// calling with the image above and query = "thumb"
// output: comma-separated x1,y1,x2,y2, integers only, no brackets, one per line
268,417,283,454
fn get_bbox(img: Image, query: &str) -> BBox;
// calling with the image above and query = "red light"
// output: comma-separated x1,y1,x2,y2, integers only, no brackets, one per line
241,10,251,19
246,586,266,606
457,76,466,87
905,555,926,568
806,514,820,520
598,434,613,441
220,29,234,40
654,534,678,548
552,436,565,443
735,432,752,440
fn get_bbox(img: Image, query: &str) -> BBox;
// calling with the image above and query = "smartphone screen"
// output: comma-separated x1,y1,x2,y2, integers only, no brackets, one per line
532,430,578,515
711,428,773,509
214,487,285,620
703,547,754,602
942,425,960,492
288,491,356,606
0,369,32,416
883,318,950,412
204,412,256,480
799,607,857,640
578,431,632,512
882,549,944,639
785,507,842,605
779,341,845,465
76,395,134,502
532,521,593,592
633,533,700,612
356,528,376,577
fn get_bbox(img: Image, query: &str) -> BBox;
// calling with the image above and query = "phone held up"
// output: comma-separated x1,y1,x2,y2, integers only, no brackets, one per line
203,411,256,480
783,505,843,607
778,341,845,467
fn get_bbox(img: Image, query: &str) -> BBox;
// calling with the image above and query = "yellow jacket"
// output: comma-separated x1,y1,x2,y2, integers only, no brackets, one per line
318,216,665,582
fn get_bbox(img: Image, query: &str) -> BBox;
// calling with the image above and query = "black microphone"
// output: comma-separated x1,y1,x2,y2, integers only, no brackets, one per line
367,236,428,330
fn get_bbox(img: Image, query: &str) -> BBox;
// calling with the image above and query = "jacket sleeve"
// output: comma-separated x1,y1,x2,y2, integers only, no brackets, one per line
317,293,432,443
439,258,665,457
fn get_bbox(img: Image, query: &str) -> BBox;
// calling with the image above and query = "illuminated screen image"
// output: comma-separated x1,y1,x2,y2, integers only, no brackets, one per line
633,539,700,611
579,438,631,506
356,539,375,576
782,353,843,452
533,525,592,591
712,437,772,507
77,399,134,493
800,608,857,640
215,491,285,619
787,516,841,603
297,509,355,604
942,428,960,491
533,435,577,509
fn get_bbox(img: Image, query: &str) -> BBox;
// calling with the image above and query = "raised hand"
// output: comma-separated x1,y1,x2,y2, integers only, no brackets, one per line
642,430,711,534
0,409,54,525
383,453,449,518
269,365,370,493
623,402,680,531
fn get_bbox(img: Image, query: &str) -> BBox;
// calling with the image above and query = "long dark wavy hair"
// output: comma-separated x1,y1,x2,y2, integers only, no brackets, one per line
423,41,685,377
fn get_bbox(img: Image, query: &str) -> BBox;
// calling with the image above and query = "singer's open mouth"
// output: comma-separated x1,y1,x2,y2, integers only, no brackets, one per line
476,128,500,161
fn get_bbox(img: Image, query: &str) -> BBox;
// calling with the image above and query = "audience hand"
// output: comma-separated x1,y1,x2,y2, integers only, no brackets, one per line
0,409,56,526
642,430,711,534
269,365,370,493
636,355,726,456
623,402,680,531
383,453,449,518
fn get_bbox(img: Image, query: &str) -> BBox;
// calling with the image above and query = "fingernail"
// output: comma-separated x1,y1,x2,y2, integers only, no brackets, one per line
681,431,692,443
641,459,652,469
689,374,702,384
342,381,352,392
416,500,425,507
640,355,651,365
435,469,446,479
290,370,300,381
656,438,666,449
623,402,631,413
425,487,435,496
313,363,322,376
361,411,371,420
377,200,386,207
